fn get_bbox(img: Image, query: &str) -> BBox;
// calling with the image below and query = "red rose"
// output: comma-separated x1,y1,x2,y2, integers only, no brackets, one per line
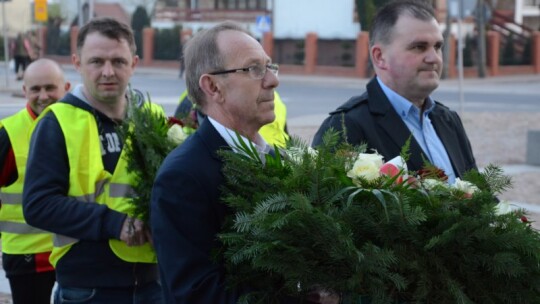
168,116,184,127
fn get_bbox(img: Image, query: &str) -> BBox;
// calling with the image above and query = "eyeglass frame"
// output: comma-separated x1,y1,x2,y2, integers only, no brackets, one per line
208,63,279,80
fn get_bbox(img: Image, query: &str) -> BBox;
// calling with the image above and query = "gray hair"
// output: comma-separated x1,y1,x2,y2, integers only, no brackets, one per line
369,0,436,48
184,21,250,110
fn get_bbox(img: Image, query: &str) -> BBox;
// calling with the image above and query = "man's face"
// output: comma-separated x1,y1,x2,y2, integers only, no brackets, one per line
373,15,443,104
72,32,138,105
211,30,279,132
24,64,69,115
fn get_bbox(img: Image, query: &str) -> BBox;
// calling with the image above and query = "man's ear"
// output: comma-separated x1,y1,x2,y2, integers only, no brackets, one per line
199,75,222,102
131,55,139,69
370,45,387,70
72,53,81,71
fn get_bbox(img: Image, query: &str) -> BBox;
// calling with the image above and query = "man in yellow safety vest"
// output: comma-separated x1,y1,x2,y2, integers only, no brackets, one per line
0,58,70,304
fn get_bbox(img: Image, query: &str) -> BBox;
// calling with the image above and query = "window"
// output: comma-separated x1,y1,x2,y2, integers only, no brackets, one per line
214,0,267,10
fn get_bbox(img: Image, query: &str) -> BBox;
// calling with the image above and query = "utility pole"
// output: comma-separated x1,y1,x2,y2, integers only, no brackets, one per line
78,0,83,28
476,0,487,78
456,0,465,116
442,0,452,79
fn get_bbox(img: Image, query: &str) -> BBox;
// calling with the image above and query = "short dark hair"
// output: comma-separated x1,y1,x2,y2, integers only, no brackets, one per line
369,0,436,48
77,17,136,54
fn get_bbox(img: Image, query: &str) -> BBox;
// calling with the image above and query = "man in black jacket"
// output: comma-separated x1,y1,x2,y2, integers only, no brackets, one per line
312,0,476,184
151,21,339,303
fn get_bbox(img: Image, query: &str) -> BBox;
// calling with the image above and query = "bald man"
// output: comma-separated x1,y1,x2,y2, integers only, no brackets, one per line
0,58,70,304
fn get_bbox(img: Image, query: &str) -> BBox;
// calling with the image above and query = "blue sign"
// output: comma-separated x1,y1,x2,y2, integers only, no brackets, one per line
256,15,271,33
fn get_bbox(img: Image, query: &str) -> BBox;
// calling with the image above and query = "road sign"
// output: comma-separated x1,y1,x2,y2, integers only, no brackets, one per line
34,0,48,22
448,0,477,19
256,15,271,33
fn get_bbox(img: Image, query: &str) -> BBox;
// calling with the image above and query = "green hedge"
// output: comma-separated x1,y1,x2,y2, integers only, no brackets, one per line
153,26,181,60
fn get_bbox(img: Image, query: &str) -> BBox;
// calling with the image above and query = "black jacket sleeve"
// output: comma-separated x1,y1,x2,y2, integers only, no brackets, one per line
0,127,17,186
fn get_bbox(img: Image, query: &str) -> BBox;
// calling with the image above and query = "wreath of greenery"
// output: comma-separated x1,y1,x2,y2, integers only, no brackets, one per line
218,131,540,304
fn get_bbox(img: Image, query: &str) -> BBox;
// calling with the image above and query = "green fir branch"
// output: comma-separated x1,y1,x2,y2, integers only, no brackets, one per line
217,129,540,303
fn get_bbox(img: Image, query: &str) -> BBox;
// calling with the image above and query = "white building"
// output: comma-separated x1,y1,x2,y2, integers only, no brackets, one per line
273,0,359,39
0,1,34,37
56,0,156,28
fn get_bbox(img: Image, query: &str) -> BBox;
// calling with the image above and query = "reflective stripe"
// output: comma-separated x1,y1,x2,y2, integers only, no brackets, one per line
53,234,78,247
109,183,136,198
0,192,23,205
55,184,134,248
72,179,109,202
0,221,48,234
95,178,108,200
73,193,95,203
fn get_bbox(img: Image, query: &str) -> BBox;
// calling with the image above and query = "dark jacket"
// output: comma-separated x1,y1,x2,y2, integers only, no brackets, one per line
312,78,477,177
151,120,244,303
152,118,308,303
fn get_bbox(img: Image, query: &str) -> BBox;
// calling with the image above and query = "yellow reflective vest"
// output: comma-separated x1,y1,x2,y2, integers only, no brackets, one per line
36,102,159,266
0,109,53,254
260,91,289,148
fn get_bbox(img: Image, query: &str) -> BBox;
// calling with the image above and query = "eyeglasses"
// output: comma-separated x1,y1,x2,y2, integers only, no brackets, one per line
208,63,279,80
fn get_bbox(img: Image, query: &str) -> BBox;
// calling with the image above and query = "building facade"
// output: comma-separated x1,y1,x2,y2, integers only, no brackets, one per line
0,1,34,38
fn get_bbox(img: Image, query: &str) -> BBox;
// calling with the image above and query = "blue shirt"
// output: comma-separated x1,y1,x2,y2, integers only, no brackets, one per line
377,77,456,184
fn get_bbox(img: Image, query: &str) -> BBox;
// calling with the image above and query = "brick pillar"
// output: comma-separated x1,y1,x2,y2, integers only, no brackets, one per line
487,31,500,76
180,28,192,46
70,26,79,56
262,31,274,59
355,32,369,78
143,27,154,66
532,32,540,74
448,34,457,78
304,32,317,74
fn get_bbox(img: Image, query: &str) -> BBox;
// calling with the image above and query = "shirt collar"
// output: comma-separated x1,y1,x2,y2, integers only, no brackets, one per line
26,103,38,120
71,84,130,108
71,84,90,104
376,77,435,118
207,116,271,155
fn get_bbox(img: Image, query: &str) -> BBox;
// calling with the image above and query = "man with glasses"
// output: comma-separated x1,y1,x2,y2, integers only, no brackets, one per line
151,21,338,303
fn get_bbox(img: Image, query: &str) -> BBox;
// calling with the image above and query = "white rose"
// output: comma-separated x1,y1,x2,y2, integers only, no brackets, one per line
453,178,479,196
285,147,303,164
167,124,188,145
422,178,447,191
347,153,384,183
285,146,318,164
494,200,513,215
306,147,318,158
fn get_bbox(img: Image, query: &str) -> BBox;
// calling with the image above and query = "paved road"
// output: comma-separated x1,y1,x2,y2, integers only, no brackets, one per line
1,65,540,119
